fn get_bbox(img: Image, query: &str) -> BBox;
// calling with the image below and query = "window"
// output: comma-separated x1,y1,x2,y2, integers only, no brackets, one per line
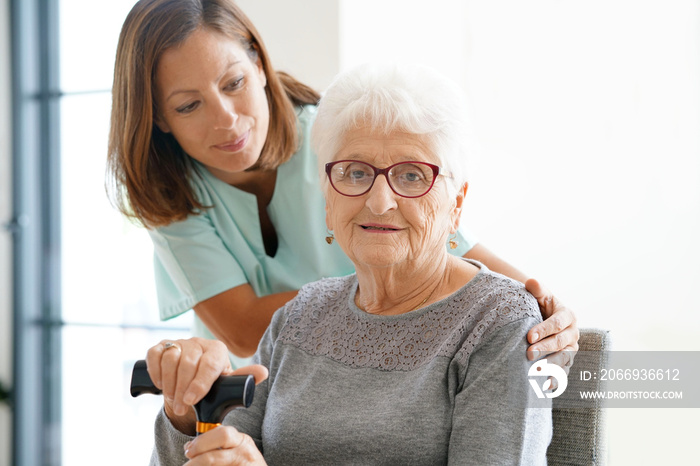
12,1,191,464
59,0,197,460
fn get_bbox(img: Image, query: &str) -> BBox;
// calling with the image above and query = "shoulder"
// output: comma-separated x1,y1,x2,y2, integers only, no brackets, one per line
476,267,541,323
294,104,318,138
296,104,318,125
449,263,541,358
457,260,540,324
282,105,319,169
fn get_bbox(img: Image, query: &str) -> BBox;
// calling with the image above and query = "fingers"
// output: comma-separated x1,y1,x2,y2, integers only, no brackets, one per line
145,338,232,416
172,341,203,416
527,326,580,360
184,427,264,465
146,343,166,389
146,339,183,391
230,364,269,385
525,278,558,319
525,279,577,347
524,278,547,303
541,346,578,376
525,278,557,321
166,342,190,407
528,304,576,344
176,342,224,414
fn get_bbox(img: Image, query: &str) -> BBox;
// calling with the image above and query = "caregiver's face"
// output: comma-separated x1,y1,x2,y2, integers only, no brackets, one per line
325,126,461,270
154,27,270,184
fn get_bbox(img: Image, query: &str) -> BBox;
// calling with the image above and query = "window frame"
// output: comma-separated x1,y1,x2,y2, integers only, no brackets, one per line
11,0,62,464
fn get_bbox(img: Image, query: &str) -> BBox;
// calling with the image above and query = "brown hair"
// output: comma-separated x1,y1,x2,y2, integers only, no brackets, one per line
107,0,320,227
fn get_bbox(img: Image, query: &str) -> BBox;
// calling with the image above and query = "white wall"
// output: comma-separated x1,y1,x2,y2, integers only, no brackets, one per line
0,0,13,463
236,0,340,92
339,0,471,86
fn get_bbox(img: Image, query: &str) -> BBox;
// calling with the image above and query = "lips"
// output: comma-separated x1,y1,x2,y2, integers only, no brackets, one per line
213,130,250,152
360,223,401,232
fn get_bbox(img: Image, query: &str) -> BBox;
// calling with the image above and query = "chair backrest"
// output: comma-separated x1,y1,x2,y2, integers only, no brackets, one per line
546,328,611,466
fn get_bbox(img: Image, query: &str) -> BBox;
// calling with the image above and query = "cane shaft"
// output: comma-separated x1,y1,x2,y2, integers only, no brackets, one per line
196,422,222,434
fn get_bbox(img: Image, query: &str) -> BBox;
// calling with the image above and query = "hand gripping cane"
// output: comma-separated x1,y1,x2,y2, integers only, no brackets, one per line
130,360,255,435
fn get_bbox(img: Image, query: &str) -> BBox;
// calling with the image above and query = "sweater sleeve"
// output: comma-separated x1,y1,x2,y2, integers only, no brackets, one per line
222,302,290,451
448,316,552,465
149,306,289,463
149,407,194,466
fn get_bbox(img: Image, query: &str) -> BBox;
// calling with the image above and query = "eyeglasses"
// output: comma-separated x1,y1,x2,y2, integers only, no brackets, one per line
325,160,449,198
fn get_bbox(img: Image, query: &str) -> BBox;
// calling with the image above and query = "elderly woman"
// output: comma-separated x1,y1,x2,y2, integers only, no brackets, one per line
110,0,578,370
147,64,552,465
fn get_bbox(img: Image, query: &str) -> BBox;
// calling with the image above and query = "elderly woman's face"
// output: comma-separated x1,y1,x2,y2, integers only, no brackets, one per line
325,126,464,269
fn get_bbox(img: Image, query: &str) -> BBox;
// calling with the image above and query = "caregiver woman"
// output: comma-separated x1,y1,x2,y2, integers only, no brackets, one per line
107,0,578,367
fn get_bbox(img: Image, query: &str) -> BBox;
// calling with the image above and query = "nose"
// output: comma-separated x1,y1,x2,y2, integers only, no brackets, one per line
212,95,237,129
364,174,398,215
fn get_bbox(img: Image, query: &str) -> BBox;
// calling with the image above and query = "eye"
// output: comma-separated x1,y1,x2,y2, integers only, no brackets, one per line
349,169,369,180
224,76,245,91
402,171,421,182
175,101,199,114
394,164,428,184
345,163,373,182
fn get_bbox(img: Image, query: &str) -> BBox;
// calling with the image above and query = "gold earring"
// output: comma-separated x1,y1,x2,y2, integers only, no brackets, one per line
325,230,334,245
448,234,458,250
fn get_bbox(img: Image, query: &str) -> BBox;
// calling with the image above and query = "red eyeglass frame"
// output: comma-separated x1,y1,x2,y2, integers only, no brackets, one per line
324,160,444,199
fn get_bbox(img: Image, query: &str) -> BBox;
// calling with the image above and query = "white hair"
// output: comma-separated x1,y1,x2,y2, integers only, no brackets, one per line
311,63,474,191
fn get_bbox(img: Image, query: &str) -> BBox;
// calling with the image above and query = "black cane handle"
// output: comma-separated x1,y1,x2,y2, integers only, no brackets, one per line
130,359,255,434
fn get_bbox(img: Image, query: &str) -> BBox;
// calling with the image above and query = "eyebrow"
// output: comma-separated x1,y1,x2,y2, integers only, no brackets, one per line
165,59,243,102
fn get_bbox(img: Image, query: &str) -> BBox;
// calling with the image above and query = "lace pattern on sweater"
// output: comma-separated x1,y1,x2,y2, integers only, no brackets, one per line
277,271,538,371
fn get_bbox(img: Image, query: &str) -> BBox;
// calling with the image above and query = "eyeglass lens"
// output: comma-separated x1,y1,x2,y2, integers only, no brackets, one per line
328,161,436,197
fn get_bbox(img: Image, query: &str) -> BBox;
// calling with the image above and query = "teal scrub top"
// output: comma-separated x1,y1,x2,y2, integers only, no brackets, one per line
148,105,477,368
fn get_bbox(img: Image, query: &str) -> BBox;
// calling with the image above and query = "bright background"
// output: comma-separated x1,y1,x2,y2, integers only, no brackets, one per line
2,0,697,464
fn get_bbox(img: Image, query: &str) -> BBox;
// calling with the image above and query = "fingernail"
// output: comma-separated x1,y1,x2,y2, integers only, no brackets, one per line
532,332,539,343
531,350,540,359
184,440,193,456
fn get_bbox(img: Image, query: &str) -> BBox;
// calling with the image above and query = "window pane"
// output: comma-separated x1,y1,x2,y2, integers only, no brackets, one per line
60,93,181,327
61,325,191,465
59,0,137,92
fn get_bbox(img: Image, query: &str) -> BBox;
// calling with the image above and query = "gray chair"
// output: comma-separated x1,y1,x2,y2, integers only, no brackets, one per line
547,328,611,466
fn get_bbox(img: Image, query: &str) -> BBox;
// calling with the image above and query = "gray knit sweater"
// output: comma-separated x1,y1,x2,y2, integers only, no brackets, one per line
152,262,552,465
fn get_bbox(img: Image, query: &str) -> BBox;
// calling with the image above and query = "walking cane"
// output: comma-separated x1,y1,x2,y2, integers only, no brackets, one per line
130,359,255,435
